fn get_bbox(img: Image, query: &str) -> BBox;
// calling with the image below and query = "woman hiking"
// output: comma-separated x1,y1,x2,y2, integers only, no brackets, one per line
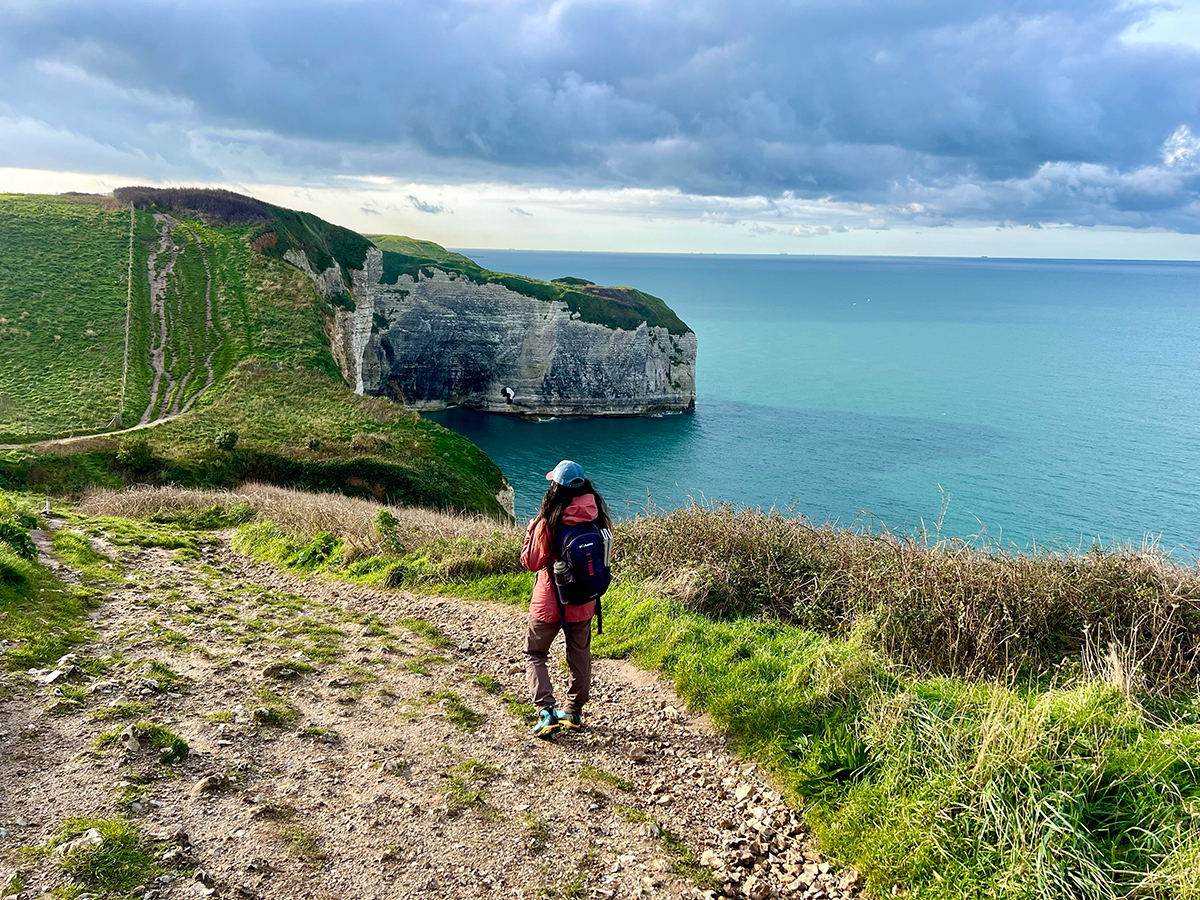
521,460,612,738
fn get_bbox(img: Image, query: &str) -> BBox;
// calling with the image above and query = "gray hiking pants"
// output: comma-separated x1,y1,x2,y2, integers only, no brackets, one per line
524,616,592,715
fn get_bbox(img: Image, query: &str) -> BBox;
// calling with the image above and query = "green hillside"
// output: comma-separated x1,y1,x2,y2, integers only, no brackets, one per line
0,192,509,516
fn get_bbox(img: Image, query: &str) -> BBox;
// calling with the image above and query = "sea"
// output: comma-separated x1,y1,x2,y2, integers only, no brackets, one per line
427,252,1200,555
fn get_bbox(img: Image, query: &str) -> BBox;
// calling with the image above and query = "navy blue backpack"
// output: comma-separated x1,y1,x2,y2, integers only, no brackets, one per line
550,522,613,634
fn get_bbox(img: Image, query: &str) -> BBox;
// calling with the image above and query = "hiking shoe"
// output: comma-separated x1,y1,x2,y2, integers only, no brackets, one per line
555,709,582,730
533,707,560,738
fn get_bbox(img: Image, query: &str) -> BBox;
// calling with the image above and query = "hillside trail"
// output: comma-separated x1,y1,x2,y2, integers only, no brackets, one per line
0,527,863,900
141,214,183,425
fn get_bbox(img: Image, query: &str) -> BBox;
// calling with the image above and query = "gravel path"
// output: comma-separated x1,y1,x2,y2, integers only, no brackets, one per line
0,528,863,900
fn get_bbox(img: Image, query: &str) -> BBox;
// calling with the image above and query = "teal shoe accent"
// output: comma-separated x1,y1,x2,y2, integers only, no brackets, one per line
555,708,582,730
533,707,560,738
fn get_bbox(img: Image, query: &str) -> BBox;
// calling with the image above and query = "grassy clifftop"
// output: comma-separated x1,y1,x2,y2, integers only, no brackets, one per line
0,193,509,517
367,232,691,335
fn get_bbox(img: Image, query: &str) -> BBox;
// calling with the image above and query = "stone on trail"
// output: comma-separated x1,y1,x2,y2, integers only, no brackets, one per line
191,773,231,796
53,827,103,857
121,724,141,753
734,782,754,802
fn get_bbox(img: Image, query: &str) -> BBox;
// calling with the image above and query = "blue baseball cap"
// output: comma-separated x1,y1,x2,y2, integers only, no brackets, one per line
546,460,586,487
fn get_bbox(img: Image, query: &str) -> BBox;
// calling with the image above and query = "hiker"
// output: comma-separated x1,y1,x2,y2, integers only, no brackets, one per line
522,460,613,738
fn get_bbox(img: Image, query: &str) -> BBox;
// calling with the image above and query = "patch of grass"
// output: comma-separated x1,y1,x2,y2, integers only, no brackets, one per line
614,804,650,824
500,692,537,724
252,685,299,726
0,196,141,441
578,762,634,792
523,814,551,855
89,701,152,723
404,654,448,676
138,660,188,694
395,616,453,649
452,758,499,779
280,824,324,861
203,709,234,724
46,816,159,895
47,684,89,715
474,673,502,694
95,720,188,764
443,776,491,816
151,625,190,649
433,690,483,730
53,529,120,582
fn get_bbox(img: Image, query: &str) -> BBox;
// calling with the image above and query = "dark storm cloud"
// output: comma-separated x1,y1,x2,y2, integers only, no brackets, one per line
2,0,1199,228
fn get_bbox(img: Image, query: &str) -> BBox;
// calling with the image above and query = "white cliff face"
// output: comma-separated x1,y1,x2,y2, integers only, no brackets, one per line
297,247,697,417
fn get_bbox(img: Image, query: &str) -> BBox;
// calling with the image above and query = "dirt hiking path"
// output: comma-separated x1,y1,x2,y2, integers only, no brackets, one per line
0,529,862,900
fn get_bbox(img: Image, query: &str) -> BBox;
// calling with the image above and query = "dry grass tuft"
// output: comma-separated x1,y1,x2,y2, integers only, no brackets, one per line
618,502,1200,690
78,483,516,558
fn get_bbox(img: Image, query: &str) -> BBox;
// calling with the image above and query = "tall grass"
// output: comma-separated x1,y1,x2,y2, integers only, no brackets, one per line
79,483,509,552
619,504,1200,691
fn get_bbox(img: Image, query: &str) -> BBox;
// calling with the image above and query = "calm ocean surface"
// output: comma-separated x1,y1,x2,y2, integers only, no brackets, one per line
427,252,1200,554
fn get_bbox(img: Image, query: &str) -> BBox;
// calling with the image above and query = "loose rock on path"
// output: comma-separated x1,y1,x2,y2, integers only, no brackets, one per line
0,527,862,900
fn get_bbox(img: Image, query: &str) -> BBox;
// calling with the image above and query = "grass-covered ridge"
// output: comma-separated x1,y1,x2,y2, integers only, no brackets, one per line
367,233,691,335
0,192,510,516
80,485,1200,900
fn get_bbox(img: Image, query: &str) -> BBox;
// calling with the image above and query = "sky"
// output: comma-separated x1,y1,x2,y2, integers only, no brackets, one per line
3,0,1200,257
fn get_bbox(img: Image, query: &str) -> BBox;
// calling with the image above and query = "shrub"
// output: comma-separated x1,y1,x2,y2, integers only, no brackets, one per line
115,436,153,474
214,429,238,452
0,519,37,561
617,503,1200,690
385,532,523,586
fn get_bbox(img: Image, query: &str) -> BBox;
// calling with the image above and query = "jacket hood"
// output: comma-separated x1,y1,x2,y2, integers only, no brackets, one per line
563,493,598,525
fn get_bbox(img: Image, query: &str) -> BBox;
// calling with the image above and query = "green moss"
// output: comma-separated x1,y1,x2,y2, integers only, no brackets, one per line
280,824,324,861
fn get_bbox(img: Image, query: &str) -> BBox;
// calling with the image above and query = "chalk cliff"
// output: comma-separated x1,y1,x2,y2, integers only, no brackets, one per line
290,245,697,417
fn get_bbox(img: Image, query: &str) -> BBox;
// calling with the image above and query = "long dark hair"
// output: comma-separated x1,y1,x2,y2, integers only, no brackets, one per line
536,478,611,552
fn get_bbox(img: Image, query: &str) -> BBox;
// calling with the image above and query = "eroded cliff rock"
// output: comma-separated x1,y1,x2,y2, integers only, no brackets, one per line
295,246,697,417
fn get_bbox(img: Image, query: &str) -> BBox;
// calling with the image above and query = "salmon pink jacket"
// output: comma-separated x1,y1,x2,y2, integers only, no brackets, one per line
521,493,599,624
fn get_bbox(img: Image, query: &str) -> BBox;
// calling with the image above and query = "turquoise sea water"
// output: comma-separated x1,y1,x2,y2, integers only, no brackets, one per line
428,252,1200,554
